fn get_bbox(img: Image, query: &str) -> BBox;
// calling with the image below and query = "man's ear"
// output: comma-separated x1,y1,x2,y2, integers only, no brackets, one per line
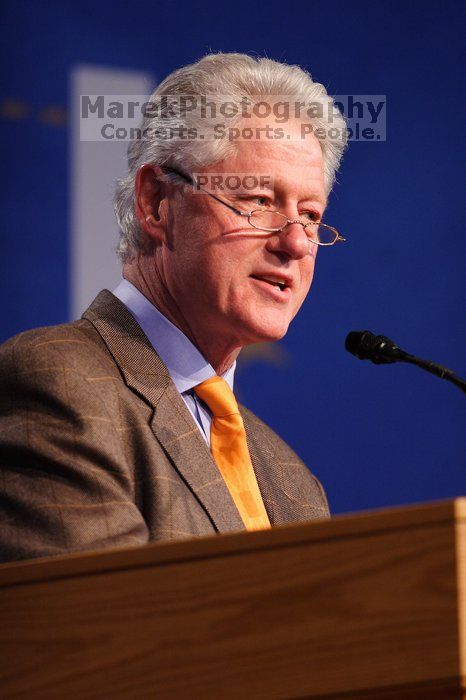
135,164,168,243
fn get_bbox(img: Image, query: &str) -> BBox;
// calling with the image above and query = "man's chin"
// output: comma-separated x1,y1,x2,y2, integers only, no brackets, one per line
238,318,290,345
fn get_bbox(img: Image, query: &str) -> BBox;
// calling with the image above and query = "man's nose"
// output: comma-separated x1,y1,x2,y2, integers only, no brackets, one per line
265,221,314,260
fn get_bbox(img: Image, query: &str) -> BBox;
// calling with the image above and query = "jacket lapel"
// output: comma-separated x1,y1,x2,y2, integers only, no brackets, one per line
241,408,285,526
241,406,329,526
150,385,246,532
82,290,246,534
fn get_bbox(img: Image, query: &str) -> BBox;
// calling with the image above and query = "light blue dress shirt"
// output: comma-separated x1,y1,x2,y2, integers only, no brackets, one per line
113,279,236,446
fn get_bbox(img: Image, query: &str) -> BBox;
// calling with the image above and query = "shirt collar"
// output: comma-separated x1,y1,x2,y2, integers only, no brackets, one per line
112,279,235,394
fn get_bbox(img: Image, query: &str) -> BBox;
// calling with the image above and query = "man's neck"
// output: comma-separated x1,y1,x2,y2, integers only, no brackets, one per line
122,263,240,375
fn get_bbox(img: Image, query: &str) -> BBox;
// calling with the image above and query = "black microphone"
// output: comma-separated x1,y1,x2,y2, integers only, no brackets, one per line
345,330,466,394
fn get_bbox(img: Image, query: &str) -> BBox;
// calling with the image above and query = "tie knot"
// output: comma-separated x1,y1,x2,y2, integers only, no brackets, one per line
194,376,239,418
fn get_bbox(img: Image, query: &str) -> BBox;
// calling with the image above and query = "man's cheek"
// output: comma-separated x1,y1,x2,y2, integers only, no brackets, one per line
303,260,316,291
293,281,312,315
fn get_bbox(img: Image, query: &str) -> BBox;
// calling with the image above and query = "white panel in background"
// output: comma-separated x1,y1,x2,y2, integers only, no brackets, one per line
70,65,153,320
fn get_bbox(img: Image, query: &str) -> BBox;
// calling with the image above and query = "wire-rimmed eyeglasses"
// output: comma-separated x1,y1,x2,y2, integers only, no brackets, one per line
161,167,346,247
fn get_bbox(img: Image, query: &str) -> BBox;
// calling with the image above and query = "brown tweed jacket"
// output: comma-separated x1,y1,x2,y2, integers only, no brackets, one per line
0,290,329,563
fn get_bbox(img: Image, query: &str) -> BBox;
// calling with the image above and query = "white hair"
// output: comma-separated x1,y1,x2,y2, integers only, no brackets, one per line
114,52,347,261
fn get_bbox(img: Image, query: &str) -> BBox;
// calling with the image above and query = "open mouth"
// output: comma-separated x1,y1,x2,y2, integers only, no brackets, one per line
250,275,289,292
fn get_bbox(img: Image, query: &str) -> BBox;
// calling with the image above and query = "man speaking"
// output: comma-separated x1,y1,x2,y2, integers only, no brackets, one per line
0,53,347,562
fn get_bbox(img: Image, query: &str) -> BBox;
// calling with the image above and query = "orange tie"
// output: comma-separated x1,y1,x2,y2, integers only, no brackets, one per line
194,376,271,532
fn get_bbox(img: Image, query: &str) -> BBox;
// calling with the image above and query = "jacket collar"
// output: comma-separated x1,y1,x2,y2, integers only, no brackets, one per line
82,290,275,533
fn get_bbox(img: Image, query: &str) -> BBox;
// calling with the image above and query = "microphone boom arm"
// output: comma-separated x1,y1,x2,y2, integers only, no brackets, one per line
401,352,466,393
345,330,466,395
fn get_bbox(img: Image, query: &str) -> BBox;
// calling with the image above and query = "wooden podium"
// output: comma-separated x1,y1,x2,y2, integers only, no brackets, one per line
0,499,465,699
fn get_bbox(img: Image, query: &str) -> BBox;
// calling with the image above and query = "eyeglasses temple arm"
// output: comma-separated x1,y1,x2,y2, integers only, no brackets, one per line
161,166,248,216
201,189,249,216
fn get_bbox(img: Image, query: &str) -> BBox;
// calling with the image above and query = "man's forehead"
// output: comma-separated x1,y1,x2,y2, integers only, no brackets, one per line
211,128,326,202
230,127,323,162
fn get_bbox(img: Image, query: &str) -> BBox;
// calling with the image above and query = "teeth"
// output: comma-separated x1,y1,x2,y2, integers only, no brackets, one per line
252,275,289,291
260,276,287,288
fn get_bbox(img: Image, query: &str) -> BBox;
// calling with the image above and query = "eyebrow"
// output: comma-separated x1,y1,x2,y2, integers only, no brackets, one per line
272,182,326,208
300,193,327,207
268,181,327,204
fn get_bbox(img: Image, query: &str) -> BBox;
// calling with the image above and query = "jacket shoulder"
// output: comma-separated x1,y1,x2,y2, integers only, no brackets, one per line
0,319,149,562
0,319,120,378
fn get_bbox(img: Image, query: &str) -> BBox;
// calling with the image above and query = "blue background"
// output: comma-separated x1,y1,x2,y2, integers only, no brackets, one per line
1,0,464,515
